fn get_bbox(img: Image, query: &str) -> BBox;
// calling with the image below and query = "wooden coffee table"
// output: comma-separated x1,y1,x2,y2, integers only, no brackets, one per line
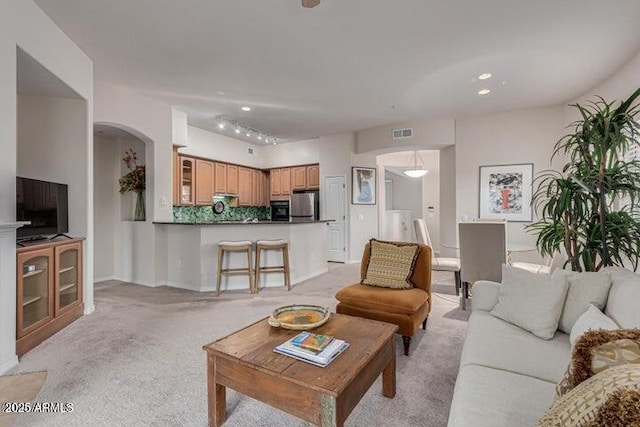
202,313,398,426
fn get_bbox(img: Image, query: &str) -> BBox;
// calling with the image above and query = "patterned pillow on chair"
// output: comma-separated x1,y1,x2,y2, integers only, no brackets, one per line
362,239,419,289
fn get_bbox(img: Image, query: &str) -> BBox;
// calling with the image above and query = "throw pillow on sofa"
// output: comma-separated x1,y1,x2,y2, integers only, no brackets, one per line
490,265,569,339
556,329,640,399
558,272,612,334
361,239,419,289
537,364,640,427
569,305,619,346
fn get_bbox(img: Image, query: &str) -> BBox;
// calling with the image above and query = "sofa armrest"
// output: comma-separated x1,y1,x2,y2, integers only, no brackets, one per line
471,280,501,312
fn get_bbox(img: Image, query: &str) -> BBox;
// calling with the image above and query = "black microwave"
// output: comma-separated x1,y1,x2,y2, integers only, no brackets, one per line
270,200,290,221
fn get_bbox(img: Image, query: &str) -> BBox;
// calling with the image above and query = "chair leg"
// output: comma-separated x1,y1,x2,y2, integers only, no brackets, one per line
216,247,224,297
255,247,261,292
454,270,461,296
402,336,411,356
422,316,428,330
283,244,291,291
247,247,255,294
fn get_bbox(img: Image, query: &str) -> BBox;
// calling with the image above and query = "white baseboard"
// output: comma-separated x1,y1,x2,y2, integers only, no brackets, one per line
0,356,19,375
84,304,96,315
94,275,117,283
346,259,361,264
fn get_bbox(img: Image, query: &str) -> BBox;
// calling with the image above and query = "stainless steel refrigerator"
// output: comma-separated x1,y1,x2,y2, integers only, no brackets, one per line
290,190,319,221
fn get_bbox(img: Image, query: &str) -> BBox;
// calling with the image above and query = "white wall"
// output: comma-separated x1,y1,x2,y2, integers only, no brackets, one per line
93,135,119,280
454,106,566,263
385,171,423,221
17,95,88,238
262,138,320,168
318,133,356,261
439,146,456,257
356,118,455,154
0,0,93,374
182,126,264,168
95,81,172,222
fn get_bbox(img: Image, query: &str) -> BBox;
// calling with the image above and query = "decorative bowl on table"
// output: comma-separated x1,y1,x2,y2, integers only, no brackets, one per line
267,305,330,330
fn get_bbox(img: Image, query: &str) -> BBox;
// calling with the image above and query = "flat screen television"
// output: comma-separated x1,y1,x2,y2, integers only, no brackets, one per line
16,177,69,239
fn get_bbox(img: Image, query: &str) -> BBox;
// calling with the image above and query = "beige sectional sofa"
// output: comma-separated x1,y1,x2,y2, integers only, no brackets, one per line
447,267,640,427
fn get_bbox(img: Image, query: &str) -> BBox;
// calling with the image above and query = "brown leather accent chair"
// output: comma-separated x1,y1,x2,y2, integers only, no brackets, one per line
335,242,432,356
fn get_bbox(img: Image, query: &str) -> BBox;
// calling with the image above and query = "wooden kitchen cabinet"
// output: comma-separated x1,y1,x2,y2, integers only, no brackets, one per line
259,171,268,206
195,159,215,205
306,164,320,189
214,162,227,194
281,167,291,196
270,168,281,197
238,167,252,206
227,165,239,194
17,238,84,356
179,156,195,205
251,169,260,206
292,166,307,190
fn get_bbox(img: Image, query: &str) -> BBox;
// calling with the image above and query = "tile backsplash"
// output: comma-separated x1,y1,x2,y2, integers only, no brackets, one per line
173,203,270,222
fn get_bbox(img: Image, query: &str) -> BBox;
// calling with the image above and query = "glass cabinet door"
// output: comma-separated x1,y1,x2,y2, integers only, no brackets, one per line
180,157,194,205
55,243,81,315
18,249,54,337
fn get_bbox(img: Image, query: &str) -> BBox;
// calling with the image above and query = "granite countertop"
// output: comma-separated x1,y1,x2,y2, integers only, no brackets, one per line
153,219,332,225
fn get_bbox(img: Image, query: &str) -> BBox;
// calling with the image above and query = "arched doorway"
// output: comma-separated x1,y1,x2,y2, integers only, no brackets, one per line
93,123,154,283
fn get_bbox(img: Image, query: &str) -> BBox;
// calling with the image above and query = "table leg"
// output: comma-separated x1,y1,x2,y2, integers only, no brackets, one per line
382,340,396,398
320,394,342,426
207,354,226,427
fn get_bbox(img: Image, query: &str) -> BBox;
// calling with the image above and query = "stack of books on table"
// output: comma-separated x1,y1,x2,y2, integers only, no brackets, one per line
274,331,349,367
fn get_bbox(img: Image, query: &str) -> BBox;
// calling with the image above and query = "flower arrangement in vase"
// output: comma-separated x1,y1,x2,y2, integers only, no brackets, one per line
118,149,146,221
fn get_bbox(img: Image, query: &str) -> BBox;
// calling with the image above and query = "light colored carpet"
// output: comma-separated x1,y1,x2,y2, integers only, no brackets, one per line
11,265,468,427
0,371,47,427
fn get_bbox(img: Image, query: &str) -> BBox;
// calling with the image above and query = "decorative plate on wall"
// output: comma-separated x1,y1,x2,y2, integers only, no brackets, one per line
213,201,225,214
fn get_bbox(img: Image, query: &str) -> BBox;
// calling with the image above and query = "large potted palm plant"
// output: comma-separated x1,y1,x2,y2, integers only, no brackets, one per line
527,88,640,272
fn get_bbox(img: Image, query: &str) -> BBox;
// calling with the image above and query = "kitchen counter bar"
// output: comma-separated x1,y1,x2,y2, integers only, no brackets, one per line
154,220,329,293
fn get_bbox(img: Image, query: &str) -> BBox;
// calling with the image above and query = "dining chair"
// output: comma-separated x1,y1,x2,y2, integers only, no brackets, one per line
458,221,507,309
512,251,567,274
413,219,461,295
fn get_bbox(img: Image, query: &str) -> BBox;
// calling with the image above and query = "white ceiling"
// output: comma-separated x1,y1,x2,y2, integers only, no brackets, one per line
35,0,640,141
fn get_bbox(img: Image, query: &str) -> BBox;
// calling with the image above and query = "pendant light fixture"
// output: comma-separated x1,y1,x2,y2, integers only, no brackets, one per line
404,150,428,178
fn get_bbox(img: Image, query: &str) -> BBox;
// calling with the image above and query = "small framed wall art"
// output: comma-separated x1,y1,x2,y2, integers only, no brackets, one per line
352,167,376,205
478,163,533,222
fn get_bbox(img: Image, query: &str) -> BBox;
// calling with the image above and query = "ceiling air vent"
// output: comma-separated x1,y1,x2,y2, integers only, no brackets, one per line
248,148,255,155
392,128,413,140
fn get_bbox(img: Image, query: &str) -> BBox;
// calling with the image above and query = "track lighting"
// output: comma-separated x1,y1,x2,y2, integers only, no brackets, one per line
213,116,277,145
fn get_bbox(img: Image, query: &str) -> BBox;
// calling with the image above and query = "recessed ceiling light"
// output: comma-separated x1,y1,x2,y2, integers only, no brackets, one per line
246,132,251,137
478,89,491,96
241,106,252,112
235,127,241,134
218,122,225,129
257,135,263,141
478,73,492,80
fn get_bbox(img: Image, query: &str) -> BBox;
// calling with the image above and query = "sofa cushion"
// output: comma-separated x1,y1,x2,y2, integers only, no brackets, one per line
536,364,640,427
447,364,556,427
361,239,419,289
490,266,569,339
461,311,571,383
602,267,640,329
558,272,612,334
569,304,619,346
334,284,428,315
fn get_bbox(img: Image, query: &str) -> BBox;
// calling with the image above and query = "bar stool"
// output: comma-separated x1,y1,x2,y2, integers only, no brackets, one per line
216,240,254,296
255,240,291,292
